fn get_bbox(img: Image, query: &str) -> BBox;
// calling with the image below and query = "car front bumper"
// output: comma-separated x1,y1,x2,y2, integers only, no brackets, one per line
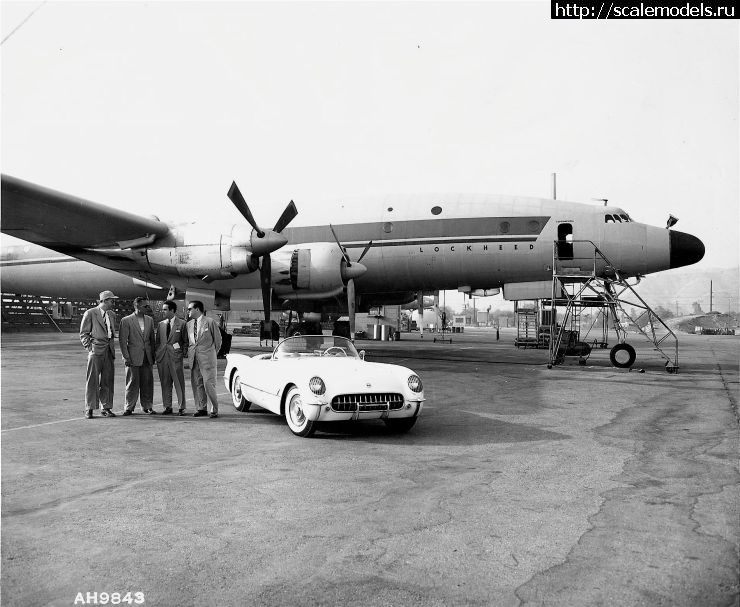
301,399,424,422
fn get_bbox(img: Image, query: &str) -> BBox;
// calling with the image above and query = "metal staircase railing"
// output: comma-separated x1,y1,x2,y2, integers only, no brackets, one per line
548,240,679,372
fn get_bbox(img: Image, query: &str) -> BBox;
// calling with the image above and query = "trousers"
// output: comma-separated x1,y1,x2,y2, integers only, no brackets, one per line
85,349,115,410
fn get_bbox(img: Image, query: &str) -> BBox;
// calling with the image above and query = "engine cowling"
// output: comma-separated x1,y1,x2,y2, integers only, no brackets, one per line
271,243,348,299
144,224,260,278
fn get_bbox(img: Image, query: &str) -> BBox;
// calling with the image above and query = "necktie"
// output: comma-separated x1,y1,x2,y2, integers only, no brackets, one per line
166,320,171,338
104,311,112,338
193,318,198,341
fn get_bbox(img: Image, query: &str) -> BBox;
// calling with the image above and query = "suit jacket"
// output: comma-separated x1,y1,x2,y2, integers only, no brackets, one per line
119,313,155,366
155,316,188,364
80,306,116,355
187,315,222,371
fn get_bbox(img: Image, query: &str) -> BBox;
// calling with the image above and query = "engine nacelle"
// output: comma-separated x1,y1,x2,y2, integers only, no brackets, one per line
272,243,346,299
144,223,260,278
145,242,256,277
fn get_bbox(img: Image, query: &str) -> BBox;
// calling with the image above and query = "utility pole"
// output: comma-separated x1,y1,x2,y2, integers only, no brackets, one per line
710,280,713,312
552,173,557,200
675,300,678,317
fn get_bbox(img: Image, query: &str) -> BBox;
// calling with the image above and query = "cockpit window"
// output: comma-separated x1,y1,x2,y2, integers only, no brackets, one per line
619,214,630,222
605,214,615,223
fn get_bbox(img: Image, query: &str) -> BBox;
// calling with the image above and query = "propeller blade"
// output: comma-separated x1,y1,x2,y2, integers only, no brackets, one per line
417,291,424,333
329,224,352,266
260,254,272,323
356,240,373,264
347,278,356,340
273,200,298,233
227,181,264,237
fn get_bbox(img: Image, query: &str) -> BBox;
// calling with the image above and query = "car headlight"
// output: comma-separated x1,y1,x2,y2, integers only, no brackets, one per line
407,374,423,393
309,376,326,395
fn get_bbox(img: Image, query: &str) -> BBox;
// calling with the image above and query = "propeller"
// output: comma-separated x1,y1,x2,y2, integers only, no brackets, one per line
328,224,372,339
417,291,424,335
227,181,298,333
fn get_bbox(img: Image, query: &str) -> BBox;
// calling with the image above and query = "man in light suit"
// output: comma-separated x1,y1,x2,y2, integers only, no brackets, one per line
119,297,157,415
155,300,189,415
186,300,222,418
80,290,119,419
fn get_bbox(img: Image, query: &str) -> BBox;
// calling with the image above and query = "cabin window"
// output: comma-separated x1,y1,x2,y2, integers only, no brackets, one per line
431,206,442,215
383,222,393,233
499,221,510,234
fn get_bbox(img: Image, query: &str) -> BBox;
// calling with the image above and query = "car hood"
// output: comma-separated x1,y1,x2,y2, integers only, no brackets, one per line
282,358,416,392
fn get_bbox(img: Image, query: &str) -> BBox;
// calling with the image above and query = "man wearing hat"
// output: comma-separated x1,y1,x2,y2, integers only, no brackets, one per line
79,290,120,419
119,296,157,415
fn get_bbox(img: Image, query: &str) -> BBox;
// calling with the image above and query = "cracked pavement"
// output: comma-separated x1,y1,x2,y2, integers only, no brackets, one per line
2,330,738,606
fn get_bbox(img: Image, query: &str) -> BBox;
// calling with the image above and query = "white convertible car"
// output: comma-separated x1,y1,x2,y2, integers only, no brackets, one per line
224,335,425,437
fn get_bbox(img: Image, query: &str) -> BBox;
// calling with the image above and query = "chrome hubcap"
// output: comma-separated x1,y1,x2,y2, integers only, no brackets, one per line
289,395,305,426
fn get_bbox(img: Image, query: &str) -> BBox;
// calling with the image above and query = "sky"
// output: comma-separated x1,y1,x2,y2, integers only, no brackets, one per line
1,1,738,311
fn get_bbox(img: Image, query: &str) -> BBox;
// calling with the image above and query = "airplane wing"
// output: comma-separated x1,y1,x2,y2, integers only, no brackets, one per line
1,174,170,250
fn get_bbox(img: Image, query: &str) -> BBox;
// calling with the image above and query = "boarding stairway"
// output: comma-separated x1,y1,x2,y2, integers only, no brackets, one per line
546,240,679,372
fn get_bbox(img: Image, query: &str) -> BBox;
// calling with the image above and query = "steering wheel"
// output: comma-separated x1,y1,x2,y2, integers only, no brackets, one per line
323,347,347,357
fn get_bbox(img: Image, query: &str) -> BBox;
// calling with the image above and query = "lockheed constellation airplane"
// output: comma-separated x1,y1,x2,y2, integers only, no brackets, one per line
0,174,705,336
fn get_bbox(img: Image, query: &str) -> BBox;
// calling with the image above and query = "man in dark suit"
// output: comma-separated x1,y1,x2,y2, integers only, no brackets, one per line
79,290,119,419
119,297,156,415
186,301,222,418
155,300,189,415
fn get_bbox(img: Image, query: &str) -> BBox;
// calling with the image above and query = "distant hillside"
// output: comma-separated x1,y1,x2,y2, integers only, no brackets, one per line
633,266,738,316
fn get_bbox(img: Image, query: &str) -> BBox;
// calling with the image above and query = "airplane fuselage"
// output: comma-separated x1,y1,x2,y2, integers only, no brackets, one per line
0,193,703,309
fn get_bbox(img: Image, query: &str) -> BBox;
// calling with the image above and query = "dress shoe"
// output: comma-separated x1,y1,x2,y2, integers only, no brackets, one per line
122,410,133,416
102,409,116,417
192,410,208,417
145,409,158,415
161,408,173,415
209,413,219,418
85,410,93,419
178,410,186,416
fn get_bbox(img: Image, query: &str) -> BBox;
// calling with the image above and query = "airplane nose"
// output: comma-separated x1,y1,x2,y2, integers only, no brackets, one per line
669,230,705,269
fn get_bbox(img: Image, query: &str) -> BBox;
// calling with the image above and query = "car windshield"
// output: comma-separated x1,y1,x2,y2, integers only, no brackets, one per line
273,335,360,360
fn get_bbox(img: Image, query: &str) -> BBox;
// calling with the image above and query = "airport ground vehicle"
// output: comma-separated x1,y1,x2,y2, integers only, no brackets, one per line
224,335,424,437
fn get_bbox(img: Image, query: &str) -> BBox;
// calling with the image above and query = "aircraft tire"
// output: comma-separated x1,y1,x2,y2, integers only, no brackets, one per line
609,343,636,369
231,372,252,412
384,417,418,433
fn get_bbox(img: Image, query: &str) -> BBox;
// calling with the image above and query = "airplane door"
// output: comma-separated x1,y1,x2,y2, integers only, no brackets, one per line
557,223,573,260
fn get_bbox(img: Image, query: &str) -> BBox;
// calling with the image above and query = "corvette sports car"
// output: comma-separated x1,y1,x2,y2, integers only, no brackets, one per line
224,335,425,437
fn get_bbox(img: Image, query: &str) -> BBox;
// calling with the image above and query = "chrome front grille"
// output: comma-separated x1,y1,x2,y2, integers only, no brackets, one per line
331,393,404,412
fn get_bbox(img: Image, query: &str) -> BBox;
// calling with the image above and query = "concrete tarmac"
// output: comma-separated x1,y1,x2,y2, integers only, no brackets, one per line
1,329,738,607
